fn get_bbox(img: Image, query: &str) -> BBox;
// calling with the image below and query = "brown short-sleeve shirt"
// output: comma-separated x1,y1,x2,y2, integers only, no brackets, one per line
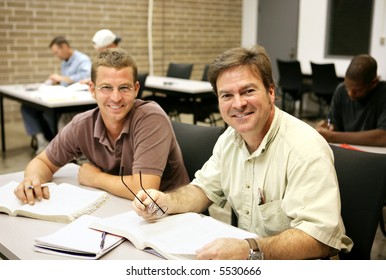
46,99,189,190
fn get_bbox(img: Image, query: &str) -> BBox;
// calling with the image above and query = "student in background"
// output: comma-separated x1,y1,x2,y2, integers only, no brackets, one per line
79,29,122,85
21,36,92,154
92,29,121,52
132,45,353,260
14,48,189,205
64,29,123,131
316,54,386,147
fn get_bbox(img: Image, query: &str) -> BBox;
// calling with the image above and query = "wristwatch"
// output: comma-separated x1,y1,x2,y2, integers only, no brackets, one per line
245,238,264,260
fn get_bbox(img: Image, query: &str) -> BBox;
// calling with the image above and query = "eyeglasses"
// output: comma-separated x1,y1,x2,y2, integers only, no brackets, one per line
96,84,134,95
120,167,167,217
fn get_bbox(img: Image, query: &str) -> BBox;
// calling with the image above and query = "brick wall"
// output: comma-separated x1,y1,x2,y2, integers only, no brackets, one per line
0,0,242,122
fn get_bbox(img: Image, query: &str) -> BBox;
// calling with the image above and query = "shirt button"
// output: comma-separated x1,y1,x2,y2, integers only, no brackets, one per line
246,185,250,189
245,210,250,215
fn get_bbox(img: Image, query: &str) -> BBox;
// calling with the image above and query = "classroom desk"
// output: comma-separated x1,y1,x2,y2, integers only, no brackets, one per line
330,143,386,154
0,163,161,260
0,83,97,153
143,75,213,124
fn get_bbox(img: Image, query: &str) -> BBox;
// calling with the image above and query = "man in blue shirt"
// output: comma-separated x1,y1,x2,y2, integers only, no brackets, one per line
21,36,92,154
47,36,91,86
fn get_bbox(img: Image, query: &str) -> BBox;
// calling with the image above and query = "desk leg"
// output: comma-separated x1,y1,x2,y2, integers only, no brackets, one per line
0,94,5,153
53,110,59,135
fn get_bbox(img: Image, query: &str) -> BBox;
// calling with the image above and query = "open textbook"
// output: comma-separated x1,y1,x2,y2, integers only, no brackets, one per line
29,83,92,102
0,181,108,223
90,210,257,260
34,215,124,259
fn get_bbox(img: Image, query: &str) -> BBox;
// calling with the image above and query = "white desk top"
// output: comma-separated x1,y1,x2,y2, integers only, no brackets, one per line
330,143,386,154
0,83,96,108
145,75,213,94
0,164,160,260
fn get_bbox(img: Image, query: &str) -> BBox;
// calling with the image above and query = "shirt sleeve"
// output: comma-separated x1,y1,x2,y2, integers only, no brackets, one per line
282,145,345,250
329,83,345,131
130,113,174,176
376,97,386,130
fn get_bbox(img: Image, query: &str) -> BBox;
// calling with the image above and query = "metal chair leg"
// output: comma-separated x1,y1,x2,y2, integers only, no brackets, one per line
381,207,386,237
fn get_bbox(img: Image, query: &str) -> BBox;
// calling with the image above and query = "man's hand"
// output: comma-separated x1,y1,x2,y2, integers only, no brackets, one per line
132,189,167,221
78,162,102,187
48,73,62,84
14,177,50,205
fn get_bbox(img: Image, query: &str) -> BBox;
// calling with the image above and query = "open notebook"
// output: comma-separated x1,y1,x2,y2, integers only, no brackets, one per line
0,181,109,223
90,210,257,260
34,215,124,259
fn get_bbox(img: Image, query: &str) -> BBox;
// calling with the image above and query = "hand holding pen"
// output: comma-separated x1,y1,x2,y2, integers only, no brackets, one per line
14,177,51,205
327,118,334,131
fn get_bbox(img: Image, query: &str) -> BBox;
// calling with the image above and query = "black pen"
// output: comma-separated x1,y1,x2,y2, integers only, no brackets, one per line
100,232,106,250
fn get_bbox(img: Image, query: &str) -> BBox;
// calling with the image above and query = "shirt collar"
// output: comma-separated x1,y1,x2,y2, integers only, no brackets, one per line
93,105,133,147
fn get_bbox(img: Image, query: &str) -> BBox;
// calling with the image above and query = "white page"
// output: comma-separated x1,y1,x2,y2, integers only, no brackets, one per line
90,211,202,250
34,215,123,256
148,215,257,255
17,183,107,217
91,210,257,256
0,181,23,213
0,181,108,222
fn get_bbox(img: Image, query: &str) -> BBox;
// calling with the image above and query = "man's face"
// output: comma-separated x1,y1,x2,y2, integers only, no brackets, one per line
51,44,70,61
217,65,275,139
89,66,139,128
344,78,376,102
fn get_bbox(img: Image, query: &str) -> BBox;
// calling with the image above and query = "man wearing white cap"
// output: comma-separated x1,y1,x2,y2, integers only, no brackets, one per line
74,29,123,127
92,29,122,52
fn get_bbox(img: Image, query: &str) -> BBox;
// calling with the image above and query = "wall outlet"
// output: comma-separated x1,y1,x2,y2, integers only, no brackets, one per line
380,35,385,45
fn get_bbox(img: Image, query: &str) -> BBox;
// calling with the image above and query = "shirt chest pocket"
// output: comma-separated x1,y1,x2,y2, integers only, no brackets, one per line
257,199,291,236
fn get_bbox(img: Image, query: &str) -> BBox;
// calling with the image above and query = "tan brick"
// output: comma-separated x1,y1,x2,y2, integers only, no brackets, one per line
0,0,242,121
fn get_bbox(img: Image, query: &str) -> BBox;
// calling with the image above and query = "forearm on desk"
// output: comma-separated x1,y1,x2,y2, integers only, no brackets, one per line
327,129,386,147
257,228,330,260
81,170,162,201
165,184,212,214
24,153,59,183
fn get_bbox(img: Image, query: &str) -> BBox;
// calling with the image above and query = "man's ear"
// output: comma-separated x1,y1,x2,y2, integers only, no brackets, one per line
134,81,140,98
89,82,96,99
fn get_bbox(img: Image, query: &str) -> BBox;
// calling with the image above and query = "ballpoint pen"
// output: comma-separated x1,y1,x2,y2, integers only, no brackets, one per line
100,232,106,250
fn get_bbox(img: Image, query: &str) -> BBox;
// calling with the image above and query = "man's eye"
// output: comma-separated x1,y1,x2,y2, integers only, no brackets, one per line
100,86,113,92
119,86,131,92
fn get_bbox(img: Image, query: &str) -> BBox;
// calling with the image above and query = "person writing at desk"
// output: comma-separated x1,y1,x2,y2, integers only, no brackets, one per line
316,54,386,147
132,45,352,260
14,48,189,206
21,36,92,154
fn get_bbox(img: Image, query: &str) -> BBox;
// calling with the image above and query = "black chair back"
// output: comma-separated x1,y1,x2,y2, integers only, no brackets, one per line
136,72,148,99
171,121,224,181
330,145,386,259
310,62,339,117
277,59,304,94
310,62,339,96
276,59,310,115
202,64,210,81
166,63,193,79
